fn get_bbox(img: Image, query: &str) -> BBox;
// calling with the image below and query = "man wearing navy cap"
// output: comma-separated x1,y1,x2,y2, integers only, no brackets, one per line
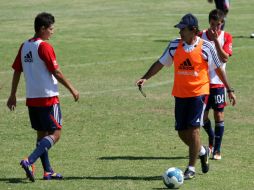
136,13,236,179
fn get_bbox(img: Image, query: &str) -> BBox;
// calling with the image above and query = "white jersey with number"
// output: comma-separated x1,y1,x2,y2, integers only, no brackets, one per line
21,40,59,98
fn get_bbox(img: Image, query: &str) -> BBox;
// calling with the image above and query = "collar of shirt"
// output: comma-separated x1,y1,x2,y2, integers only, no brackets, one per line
182,36,201,52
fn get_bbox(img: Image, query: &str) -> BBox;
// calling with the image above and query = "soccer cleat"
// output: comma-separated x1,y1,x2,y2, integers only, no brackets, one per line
183,168,195,180
20,159,35,182
213,152,222,160
43,171,63,180
199,146,209,173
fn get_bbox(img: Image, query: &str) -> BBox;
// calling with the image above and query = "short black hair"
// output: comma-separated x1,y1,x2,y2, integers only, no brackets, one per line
34,12,55,33
209,9,225,23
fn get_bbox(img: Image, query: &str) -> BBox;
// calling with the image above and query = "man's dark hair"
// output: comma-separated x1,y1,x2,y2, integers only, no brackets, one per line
209,9,225,22
34,12,55,32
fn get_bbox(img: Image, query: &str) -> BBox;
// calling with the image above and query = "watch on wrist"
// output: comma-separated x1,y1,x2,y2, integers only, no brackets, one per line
227,88,234,93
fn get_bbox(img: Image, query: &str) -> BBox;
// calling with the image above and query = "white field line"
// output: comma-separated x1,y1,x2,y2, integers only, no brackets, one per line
233,46,254,50
0,56,158,73
0,70,12,74
0,80,172,103
161,13,208,17
63,56,158,68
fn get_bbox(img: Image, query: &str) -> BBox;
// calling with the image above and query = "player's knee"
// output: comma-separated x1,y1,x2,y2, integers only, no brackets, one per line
214,111,224,122
50,130,61,143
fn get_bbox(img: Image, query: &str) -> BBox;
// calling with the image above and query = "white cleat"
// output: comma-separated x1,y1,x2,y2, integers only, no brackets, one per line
213,152,222,160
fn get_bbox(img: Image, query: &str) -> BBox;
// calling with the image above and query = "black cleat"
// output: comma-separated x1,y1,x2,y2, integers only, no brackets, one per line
184,168,195,180
200,146,210,173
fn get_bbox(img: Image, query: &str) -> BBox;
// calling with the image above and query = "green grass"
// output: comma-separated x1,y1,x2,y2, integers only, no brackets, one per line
0,0,254,189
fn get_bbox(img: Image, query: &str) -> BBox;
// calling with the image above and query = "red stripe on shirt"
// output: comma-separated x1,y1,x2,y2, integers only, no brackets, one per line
26,96,59,107
210,84,225,88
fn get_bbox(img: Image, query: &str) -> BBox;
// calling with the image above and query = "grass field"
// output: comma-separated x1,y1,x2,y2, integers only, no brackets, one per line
0,0,254,189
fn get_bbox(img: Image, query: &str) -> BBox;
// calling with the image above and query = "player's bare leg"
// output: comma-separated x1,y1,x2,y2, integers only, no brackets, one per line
178,127,201,179
178,127,200,167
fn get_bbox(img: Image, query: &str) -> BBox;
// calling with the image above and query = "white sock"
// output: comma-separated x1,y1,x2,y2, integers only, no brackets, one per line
199,145,206,156
188,166,195,172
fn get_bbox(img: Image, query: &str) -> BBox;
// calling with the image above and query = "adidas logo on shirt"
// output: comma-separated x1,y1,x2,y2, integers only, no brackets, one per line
24,51,33,62
178,59,194,70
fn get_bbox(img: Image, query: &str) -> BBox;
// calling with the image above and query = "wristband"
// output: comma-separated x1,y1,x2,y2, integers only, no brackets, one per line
227,88,234,93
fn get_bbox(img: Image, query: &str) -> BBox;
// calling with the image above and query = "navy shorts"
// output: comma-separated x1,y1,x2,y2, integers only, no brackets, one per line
215,0,230,13
175,95,208,131
205,87,226,112
28,104,62,131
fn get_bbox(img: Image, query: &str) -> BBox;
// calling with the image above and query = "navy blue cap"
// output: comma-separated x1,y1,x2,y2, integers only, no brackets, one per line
174,13,198,29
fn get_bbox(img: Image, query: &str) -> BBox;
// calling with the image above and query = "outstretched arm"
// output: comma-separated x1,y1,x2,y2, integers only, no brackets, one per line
7,70,21,111
136,60,164,86
52,68,79,101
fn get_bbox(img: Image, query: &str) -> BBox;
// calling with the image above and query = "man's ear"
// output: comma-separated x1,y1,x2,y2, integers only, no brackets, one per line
40,26,46,32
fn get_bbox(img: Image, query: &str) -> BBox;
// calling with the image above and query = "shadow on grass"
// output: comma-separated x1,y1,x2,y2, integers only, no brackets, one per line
153,39,171,43
63,175,162,181
98,156,187,160
233,35,253,39
154,36,254,43
0,178,30,184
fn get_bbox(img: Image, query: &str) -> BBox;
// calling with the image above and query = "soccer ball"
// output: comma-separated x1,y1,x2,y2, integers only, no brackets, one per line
162,167,184,189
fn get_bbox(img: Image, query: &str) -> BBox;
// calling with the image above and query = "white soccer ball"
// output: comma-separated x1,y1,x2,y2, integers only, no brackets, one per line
162,167,184,189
